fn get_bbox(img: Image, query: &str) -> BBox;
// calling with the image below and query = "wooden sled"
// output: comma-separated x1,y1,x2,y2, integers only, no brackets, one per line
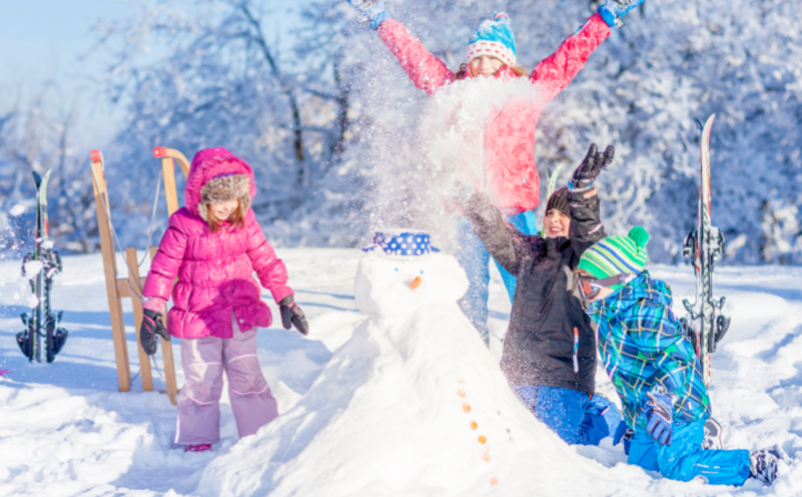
89,148,191,405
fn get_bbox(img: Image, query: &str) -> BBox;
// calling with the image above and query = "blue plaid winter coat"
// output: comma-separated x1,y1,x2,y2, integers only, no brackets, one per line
586,271,710,430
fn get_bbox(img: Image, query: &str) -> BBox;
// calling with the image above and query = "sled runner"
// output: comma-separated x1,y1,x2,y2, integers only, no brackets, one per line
90,148,189,404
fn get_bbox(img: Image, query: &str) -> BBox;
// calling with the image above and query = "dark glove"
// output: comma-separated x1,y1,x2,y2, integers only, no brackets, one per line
570,143,615,191
279,295,309,336
459,192,502,227
598,0,645,28
140,308,170,356
645,390,674,445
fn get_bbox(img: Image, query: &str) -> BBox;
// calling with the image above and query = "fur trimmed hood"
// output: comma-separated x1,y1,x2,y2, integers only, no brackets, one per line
185,147,257,220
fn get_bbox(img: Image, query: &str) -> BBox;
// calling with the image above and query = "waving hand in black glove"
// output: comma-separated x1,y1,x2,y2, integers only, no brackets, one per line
570,143,615,191
279,295,309,336
140,309,170,356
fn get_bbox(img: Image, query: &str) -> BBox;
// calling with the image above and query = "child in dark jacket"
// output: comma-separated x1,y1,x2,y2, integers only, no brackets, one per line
577,227,783,485
459,144,623,445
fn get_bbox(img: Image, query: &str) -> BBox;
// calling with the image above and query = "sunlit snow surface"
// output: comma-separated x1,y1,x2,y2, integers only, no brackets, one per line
1,250,801,496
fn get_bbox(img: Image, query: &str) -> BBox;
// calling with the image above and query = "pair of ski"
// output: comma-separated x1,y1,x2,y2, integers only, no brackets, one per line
681,114,730,387
16,170,69,363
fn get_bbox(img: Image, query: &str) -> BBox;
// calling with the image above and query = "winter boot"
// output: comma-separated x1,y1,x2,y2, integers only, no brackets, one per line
16,331,33,360
702,417,722,450
52,327,68,356
185,444,212,453
749,445,784,484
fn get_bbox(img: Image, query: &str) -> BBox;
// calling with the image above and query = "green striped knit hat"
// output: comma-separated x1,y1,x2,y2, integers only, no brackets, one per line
578,226,650,289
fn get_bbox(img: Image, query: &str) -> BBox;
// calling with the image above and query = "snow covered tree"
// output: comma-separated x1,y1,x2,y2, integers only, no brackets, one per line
91,0,360,248
86,0,802,263
0,86,97,256
295,0,802,262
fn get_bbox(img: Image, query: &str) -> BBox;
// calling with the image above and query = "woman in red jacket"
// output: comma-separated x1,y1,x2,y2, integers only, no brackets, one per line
345,0,643,343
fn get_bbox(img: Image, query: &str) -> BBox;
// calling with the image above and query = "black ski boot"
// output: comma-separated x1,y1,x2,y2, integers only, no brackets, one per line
16,331,34,360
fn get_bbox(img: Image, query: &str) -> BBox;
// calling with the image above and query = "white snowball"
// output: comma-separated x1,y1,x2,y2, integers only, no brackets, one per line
9,204,26,216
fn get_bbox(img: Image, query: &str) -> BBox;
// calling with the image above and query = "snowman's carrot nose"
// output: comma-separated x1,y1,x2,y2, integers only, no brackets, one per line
409,276,422,290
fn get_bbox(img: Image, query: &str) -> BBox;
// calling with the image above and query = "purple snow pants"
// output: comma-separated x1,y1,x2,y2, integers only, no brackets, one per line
175,321,279,445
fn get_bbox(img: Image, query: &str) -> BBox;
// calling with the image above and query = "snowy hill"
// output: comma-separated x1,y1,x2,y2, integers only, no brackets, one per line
1,249,802,496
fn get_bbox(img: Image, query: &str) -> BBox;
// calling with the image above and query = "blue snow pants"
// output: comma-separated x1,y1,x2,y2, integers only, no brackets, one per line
456,220,490,346
456,211,538,346
628,416,751,485
513,385,624,446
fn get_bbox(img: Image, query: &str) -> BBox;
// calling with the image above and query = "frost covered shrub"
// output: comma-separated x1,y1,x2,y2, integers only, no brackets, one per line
302,0,802,263
85,0,802,263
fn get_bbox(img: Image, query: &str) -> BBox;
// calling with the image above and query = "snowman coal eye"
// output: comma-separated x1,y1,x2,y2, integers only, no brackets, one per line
394,268,398,272
420,270,424,274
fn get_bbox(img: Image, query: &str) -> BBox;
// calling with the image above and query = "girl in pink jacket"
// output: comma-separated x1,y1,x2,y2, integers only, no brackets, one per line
345,0,642,343
139,147,308,452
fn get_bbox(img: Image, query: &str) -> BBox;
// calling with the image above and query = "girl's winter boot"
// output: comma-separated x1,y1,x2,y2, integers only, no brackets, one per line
185,443,212,453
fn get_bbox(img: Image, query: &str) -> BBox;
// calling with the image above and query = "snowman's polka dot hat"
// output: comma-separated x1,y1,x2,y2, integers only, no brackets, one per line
363,230,440,257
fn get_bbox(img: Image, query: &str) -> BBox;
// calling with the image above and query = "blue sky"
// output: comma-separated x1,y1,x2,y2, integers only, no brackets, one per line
0,0,307,145
0,0,129,89
0,0,133,141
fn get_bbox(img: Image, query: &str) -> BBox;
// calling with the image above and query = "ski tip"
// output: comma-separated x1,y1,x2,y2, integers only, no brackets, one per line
32,170,42,187
153,147,167,158
90,150,104,164
693,118,704,134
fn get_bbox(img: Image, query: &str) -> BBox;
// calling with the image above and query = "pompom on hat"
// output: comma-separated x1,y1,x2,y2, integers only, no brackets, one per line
467,12,517,67
578,226,650,290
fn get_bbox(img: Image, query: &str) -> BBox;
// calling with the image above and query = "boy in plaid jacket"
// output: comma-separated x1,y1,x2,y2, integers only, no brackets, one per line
576,227,781,486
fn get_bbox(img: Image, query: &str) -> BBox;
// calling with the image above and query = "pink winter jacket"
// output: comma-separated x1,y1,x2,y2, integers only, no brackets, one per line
377,14,611,214
142,148,293,339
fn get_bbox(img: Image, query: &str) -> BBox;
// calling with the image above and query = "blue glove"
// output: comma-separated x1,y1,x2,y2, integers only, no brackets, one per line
645,390,674,445
613,422,634,455
598,0,645,28
346,0,389,30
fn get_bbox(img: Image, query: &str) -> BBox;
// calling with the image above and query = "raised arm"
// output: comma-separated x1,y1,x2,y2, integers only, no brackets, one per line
461,192,537,276
569,189,605,259
530,13,611,104
568,143,614,260
376,19,456,96
343,1,454,95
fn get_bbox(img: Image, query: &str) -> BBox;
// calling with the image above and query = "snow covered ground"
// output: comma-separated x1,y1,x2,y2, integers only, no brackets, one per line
1,249,802,496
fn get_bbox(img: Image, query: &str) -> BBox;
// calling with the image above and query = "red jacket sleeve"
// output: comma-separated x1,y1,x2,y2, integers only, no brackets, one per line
377,18,455,96
143,212,188,301
245,220,294,303
531,13,611,103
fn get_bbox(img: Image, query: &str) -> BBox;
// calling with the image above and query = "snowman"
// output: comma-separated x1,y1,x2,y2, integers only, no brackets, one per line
197,231,626,497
